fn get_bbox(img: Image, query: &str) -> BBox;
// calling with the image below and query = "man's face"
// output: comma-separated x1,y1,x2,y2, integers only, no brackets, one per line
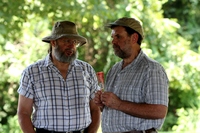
111,26,132,59
53,37,78,63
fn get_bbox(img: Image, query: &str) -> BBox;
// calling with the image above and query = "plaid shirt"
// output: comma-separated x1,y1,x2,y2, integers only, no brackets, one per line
18,54,99,132
102,50,169,132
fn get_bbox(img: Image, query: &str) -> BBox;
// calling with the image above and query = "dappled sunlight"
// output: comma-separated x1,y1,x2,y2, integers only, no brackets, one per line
0,0,199,132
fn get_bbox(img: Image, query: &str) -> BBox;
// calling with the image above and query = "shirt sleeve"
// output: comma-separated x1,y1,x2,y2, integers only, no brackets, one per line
144,68,169,106
17,69,34,99
87,66,100,100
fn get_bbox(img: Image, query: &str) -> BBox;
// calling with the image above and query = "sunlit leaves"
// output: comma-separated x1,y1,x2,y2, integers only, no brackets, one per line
0,0,200,132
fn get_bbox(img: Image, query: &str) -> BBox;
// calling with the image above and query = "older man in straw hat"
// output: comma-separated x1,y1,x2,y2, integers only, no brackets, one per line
94,17,169,133
17,21,101,133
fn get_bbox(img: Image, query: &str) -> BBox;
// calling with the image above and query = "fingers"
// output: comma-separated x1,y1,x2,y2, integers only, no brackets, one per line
94,91,118,108
101,92,109,105
93,90,104,106
101,92,121,109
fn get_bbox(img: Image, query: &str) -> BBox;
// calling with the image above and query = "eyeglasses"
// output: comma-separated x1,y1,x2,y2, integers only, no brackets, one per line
59,38,80,46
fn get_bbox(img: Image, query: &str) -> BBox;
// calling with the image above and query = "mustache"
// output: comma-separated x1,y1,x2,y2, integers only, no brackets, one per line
64,48,74,52
113,44,120,49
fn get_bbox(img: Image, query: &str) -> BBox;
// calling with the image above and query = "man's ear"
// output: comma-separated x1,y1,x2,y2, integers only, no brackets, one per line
131,33,139,44
50,40,56,47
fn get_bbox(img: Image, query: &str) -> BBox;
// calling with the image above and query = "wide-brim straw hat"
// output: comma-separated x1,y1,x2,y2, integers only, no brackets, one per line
42,21,87,46
106,17,144,40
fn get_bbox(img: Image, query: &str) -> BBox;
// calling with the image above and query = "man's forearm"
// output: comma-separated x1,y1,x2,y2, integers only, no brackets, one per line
87,109,101,133
117,100,168,119
18,113,35,133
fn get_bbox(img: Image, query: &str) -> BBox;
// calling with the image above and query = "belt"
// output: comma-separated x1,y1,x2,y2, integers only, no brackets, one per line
144,128,157,133
125,128,157,133
36,128,85,133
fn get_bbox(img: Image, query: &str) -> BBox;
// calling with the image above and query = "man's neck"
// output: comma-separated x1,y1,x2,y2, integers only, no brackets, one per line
122,48,141,69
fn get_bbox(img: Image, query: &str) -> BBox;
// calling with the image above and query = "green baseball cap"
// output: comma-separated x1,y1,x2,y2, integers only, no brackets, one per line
106,17,144,40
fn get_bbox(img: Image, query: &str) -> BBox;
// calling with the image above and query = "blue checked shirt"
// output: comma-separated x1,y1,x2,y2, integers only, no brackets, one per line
18,54,99,132
102,50,169,132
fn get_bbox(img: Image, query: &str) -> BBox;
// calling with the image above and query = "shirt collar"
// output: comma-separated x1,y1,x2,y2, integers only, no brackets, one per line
44,54,53,67
120,49,144,69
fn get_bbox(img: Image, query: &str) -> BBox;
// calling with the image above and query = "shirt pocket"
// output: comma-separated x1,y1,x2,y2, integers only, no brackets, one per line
114,85,144,103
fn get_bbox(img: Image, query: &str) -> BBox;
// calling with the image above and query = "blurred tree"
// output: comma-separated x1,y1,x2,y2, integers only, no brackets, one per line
0,0,200,132
162,0,200,132
162,0,200,52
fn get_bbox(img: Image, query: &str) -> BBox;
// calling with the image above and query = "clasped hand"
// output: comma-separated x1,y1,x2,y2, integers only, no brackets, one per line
93,90,122,110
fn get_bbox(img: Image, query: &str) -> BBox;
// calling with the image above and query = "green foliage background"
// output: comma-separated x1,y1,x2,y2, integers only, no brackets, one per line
0,0,200,132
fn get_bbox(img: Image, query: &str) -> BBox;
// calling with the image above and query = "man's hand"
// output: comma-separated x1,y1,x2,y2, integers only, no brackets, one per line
93,90,105,110
101,92,122,110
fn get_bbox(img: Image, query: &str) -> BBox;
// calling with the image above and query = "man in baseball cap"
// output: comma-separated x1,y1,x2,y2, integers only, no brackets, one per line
94,17,169,133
